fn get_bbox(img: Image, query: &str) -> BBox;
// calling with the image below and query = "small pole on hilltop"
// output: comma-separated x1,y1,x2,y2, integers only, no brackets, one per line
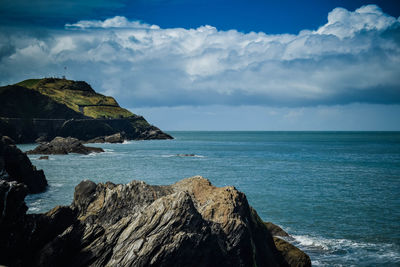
62,66,67,79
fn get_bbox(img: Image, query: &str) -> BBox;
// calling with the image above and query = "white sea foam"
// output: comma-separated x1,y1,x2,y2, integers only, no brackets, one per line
162,154,205,158
289,234,400,266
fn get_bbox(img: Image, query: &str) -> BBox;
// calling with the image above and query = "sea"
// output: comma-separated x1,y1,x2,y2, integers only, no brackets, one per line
18,131,400,267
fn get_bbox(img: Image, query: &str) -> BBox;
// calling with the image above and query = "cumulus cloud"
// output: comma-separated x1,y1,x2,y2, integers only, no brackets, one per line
0,4,399,108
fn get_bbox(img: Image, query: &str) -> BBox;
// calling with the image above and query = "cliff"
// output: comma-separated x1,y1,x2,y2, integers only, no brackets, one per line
0,78,173,142
0,176,311,267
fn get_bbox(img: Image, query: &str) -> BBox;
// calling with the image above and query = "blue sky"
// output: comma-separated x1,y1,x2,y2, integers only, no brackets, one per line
1,0,400,130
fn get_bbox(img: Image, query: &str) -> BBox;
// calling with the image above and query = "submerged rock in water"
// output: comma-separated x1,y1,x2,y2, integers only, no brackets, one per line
0,136,47,193
0,176,311,267
27,136,104,155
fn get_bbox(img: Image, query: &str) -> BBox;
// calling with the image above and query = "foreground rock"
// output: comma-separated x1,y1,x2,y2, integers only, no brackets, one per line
86,132,126,143
0,176,311,267
0,136,47,193
27,136,104,155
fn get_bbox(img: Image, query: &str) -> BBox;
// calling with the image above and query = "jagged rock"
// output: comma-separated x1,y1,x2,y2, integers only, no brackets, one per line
273,237,311,267
37,176,308,266
27,137,104,155
0,136,47,193
86,132,126,143
264,222,290,237
0,176,311,267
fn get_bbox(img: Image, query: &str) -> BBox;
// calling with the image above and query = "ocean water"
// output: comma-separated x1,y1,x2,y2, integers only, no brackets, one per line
19,131,400,266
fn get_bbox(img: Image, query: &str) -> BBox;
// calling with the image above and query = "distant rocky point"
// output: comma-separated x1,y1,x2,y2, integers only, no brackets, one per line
0,176,311,267
27,136,104,155
0,78,173,143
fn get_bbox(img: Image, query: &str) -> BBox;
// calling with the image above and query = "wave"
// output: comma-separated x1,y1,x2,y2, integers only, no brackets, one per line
161,154,205,158
288,234,400,266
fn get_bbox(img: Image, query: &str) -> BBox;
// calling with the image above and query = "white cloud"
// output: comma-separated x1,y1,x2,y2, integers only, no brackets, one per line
0,5,399,108
65,16,160,29
316,5,397,39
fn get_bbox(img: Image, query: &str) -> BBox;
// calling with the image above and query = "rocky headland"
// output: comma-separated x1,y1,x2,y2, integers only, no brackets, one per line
0,78,173,143
0,136,47,193
27,136,104,155
0,175,311,267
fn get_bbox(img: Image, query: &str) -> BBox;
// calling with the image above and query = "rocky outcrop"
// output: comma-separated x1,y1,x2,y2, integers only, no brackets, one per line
0,136,47,193
273,238,311,267
27,137,104,155
86,132,126,143
58,117,173,141
264,222,311,267
0,176,310,267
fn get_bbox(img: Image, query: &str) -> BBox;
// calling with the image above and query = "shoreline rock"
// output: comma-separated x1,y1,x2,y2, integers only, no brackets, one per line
27,136,104,155
0,136,47,193
0,176,311,267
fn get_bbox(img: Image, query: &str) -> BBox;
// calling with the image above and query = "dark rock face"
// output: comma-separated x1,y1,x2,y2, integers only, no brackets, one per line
86,132,126,143
0,116,173,144
0,136,47,193
264,222,311,267
273,237,312,267
0,180,76,266
264,222,290,237
27,136,104,155
0,180,30,266
0,176,311,267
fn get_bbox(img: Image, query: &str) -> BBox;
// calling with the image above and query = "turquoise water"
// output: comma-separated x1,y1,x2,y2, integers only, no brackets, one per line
20,131,400,266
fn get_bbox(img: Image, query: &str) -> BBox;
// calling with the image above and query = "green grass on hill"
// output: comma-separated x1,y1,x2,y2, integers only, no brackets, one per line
16,78,134,119
16,79,41,88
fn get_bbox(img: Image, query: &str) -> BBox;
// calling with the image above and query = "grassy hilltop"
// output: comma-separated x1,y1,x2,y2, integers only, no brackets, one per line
16,78,133,119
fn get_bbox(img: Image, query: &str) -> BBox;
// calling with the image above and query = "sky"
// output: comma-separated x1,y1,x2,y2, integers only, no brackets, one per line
0,0,399,130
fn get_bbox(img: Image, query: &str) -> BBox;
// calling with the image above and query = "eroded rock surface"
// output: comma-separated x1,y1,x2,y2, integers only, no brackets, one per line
0,176,311,267
0,136,47,193
27,136,104,155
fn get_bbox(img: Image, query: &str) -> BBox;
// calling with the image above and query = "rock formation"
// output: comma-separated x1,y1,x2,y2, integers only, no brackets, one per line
27,136,104,155
264,222,311,267
86,132,126,143
0,136,47,193
0,176,311,267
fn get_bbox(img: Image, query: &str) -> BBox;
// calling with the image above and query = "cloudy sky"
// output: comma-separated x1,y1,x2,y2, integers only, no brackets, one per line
1,0,399,130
